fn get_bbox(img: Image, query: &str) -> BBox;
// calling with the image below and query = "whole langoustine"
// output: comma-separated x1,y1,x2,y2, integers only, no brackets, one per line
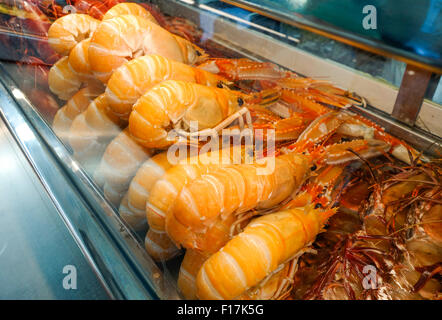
88,14,207,82
166,112,392,252
185,165,347,300
361,161,442,299
105,54,227,119
297,161,441,300
129,80,278,149
196,205,336,300
52,85,103,141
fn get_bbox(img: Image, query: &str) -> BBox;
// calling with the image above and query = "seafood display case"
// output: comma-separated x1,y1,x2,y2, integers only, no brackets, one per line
0,0,440,300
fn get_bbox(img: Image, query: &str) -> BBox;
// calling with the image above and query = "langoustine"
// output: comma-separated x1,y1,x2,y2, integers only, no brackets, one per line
169,114,396,299
67,3,160,78
48,13,100,56
196,204,336,299
48,56,101,100
68,94,126,172
181,164,348,300
105,54,227,119
88,14,207,82
48,3,158,57
145,146,252,262
69,53,227,182
121,150,191,261
93,128,154,207
120,151,176,231
289,158,441,300
128,79,279,149
165,111,392,253
48,3,161,97
361,160,442,299
52,85,103,141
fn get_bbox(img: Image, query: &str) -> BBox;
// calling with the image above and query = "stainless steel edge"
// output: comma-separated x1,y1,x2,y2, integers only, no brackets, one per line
155,0,441,155
0,66,178,300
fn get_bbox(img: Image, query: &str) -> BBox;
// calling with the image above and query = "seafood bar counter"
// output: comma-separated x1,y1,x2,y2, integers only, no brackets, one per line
0,0,440,300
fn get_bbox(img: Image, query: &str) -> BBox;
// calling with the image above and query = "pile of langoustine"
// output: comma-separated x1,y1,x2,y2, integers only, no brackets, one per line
44,2,441,300
3,0,202,121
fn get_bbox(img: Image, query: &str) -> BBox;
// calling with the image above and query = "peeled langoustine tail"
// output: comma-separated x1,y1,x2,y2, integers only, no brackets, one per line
48,56,101,100
179,248,298,300
101,2,159,23
166,152,311,251
145,146,249,260
105,54,227,120
48,2,158,56
94,129,154,207
67,38,94,80
121,151,178,231
121,150,192,260
48,13,100,56
196,205,336,299
178,250,211,299
68,94,126,172
88,15,207,83
129,80,280,149
144,229,181,262
52,85,103,142
194,164,347,300
129,81,241,149
119,149,187,261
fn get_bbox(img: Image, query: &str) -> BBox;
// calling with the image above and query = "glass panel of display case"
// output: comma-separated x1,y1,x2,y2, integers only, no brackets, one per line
0,0,440,300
